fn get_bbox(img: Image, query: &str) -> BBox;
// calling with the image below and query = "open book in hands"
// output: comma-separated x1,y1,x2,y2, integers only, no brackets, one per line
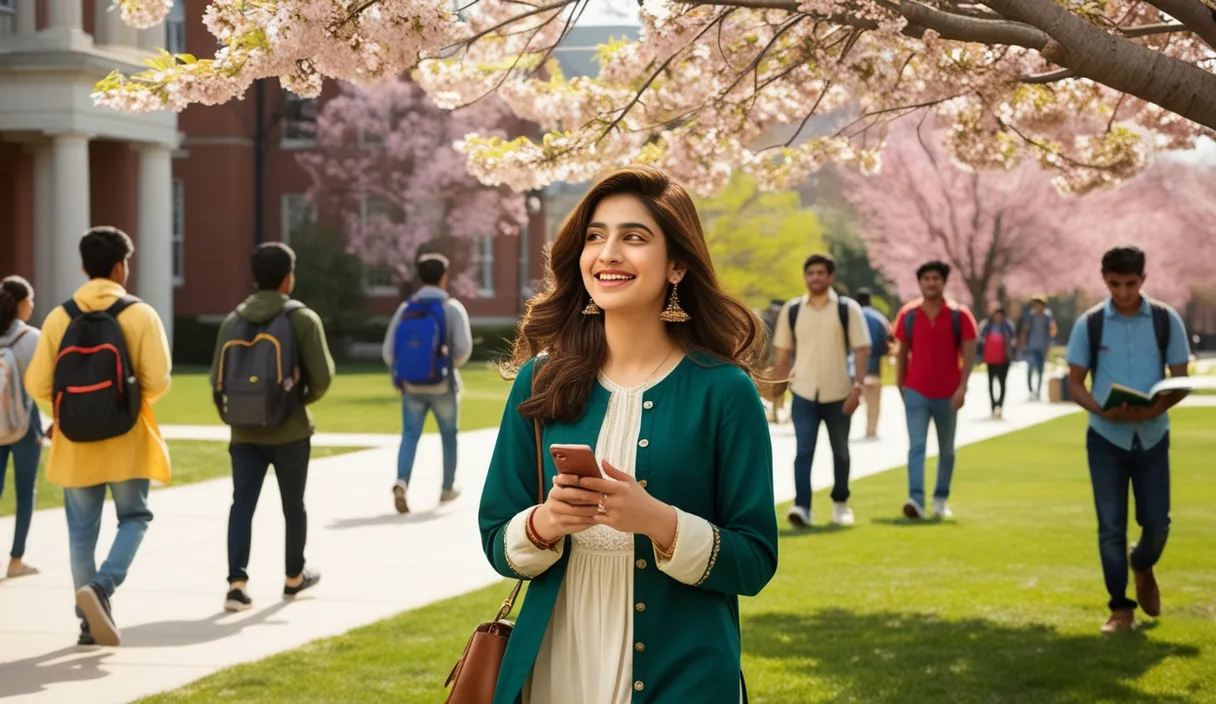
1102,375,1216,411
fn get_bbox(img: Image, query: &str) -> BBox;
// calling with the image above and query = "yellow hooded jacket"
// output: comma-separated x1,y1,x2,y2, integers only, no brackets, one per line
24,279,173,488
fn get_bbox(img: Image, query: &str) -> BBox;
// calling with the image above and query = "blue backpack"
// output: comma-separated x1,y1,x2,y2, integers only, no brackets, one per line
392,298,450,387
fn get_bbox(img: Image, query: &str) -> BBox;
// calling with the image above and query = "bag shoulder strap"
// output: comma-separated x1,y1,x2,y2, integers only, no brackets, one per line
1085,303,1106,375
951,308,962,350
1149,301,1171,367
496,363,547,622
904,307,916,348
837,298,851,353
63,299,82,320
104,295,141,319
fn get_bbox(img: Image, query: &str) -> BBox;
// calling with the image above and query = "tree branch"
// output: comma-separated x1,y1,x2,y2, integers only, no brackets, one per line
983,0,1216,130
900,0,1049,48
1020,68,1076,83
1119,22,1190,37
1142,0,1216,50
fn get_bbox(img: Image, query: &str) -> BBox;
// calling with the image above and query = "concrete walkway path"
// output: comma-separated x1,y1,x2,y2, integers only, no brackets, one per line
0,364,1174,703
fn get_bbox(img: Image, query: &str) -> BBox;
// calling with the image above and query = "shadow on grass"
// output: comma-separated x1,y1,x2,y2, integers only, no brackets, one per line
779,524,851,539
870,517,957,528
744,609,1201,703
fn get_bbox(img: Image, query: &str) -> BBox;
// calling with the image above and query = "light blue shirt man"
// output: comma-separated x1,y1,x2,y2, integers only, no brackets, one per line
1065,296,1190,451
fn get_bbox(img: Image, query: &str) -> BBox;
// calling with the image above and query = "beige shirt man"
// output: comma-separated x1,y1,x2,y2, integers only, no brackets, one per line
773,289,872,403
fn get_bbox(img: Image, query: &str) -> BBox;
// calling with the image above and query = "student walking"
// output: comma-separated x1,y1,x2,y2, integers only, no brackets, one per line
893,261,978,520
0,275,43,579
24,227,173,647
772,254,871,527
1065,246,1190,634
470,166,777,704
979,308,1016,418
382,253,472,514
1019,295,1057,400
855,288,890,439
212,243,334,612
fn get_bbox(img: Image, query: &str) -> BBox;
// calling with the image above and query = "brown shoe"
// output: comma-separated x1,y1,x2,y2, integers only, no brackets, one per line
1134,567,1161,617
392,482,409,515
1101,608,1136,634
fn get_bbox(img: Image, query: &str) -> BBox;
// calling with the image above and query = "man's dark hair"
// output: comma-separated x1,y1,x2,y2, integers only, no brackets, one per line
1101,246,1146,276
916,260,951,281
417,253,450,286
79,226,135,280
855,287,872,307
802,253,836,275
251,242,296,291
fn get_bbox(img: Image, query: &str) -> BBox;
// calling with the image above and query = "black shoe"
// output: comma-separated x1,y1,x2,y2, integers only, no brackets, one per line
283,568,321,599
224,586,253,612
77,620,98,647
75,584,120,646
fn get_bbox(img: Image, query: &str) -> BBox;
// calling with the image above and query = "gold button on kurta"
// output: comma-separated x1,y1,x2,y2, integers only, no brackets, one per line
636,559,647,569
633,681,644,692
635,603,646,612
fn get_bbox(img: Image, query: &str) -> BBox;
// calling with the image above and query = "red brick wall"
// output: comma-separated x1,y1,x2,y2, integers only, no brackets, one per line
89,141,140,287
0,144,35,282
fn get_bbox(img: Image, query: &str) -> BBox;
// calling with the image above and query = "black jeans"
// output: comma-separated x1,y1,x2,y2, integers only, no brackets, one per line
1086,429,1171,611
227,439,311,583
987,362,1010,411
791,394,852,508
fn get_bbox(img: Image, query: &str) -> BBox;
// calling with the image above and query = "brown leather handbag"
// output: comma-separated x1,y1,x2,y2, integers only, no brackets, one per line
444,416,544,703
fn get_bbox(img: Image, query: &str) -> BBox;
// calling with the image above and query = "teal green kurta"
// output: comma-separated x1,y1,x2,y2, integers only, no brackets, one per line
478,354,779,704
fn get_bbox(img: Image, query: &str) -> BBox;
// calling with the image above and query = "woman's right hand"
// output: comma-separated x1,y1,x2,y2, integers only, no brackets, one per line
532,474,603,543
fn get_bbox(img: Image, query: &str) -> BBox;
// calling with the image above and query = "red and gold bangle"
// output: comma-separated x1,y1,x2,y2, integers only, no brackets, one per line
526,507,560,552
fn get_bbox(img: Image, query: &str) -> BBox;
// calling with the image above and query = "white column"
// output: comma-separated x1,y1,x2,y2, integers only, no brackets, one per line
33,142,54,325
49,134,91,314
137,144,174,346
16,0,36,36
49,0,83,31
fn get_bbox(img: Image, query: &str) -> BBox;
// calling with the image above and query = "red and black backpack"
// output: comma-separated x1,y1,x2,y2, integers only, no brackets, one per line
52,296,143,442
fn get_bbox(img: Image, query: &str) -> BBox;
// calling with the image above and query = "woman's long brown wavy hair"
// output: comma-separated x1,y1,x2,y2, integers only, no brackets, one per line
503,166,769,423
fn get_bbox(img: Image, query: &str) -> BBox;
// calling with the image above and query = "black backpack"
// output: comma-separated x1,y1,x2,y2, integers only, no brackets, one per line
788,297,853,354
1084,300,1171,376
213,302,305,429
53,297,143,442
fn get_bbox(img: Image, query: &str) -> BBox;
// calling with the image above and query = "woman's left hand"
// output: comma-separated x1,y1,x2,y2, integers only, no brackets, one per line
579,461,676,542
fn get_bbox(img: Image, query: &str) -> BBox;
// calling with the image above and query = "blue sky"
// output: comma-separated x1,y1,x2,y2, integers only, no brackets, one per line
575,0,642,26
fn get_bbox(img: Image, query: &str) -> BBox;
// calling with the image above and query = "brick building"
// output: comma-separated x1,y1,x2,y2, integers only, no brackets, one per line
0,0,549,352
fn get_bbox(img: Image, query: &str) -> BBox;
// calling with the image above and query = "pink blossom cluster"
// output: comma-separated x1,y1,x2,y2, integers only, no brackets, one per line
118,0,173,29
298,77,528,295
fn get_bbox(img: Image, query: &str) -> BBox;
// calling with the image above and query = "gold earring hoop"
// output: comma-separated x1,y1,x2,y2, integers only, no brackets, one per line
659,281,691,323
582,298,602,315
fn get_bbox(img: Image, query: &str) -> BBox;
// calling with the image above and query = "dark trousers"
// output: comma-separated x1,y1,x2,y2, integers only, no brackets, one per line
987,362,1010,411
791,393,852,509
1086,429,1171,611
227,439,311,583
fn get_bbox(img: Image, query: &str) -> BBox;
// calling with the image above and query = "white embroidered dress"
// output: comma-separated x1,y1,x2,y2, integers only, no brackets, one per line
501,366,718,704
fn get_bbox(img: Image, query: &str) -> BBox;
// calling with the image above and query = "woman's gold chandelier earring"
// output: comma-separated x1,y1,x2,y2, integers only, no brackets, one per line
582,298,602,315
659,281,691,323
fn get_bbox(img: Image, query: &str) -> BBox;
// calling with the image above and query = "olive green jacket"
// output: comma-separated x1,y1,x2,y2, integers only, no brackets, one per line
478,354,779,703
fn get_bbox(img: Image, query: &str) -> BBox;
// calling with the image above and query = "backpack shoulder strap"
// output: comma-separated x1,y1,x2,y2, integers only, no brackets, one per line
104,295,141,319
903,307,916,348
1149,301,1172,367
788,300,801,330
1085,302,1106,374
281,300,307,316
837,297,851,353
63,299,83,320
951,308,962,350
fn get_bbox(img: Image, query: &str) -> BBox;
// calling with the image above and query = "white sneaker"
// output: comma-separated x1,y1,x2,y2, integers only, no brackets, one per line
787,505,811,528
832,502,855,526
902,499,925,519
933,498,953,519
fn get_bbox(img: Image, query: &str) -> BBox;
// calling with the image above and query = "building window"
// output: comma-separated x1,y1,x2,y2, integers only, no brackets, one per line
360,195,400,296
280,194,317,243
171,179,185,286
281,90,318,147
0,0,14,36
165,0,185,53
473,235,494,296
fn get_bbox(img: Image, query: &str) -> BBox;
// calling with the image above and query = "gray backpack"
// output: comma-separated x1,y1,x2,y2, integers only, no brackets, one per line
213,302,305,430
0,328,32,445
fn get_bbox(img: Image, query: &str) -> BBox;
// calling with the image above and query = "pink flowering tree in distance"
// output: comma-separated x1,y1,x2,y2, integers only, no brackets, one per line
847,115,1086,317
297,78,528,297
93,1,1216,197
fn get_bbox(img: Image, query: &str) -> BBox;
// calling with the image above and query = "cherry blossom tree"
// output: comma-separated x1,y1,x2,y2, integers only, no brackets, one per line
846,115,1085,317
297,77,528,296
93,1,1216,197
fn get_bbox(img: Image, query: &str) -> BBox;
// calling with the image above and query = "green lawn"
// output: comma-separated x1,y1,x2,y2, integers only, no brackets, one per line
0,442,364,518
142,408,1216,703
138,364,512,434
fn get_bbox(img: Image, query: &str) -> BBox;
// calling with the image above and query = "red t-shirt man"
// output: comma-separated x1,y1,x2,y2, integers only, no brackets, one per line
893,300,979,399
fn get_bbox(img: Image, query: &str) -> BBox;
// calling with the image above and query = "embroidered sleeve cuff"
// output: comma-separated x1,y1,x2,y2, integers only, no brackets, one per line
505,507,563,578
655,507,716,586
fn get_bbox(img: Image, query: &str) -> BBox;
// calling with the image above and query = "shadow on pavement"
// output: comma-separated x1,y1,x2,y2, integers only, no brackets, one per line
328,508,448,530
120,600,291,648
0,646,111,698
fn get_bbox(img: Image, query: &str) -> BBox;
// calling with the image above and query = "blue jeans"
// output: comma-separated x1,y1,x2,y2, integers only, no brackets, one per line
791,394,852,508
64,479,152,615
398,391,459,490
1086,429,1171,611
1025,348,1047,394
0,406,43,559
903,388,958,506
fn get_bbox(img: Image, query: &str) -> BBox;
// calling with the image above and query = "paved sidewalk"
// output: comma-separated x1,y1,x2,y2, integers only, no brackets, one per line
0,365,1121,702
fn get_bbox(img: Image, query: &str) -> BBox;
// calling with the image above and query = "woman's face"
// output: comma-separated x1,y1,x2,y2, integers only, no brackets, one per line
580,193,682,315
16,294,33,323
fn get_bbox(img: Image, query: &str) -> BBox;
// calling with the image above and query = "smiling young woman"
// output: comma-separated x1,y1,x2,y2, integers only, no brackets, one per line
476,166,779,704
